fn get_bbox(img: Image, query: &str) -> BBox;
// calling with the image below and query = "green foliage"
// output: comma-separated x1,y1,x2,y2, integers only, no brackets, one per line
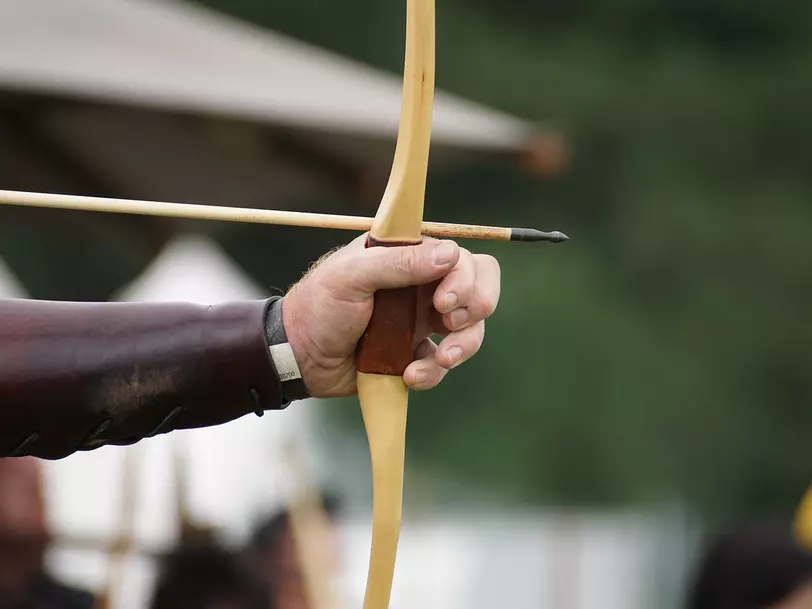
15,0,808,524
196,0,812,523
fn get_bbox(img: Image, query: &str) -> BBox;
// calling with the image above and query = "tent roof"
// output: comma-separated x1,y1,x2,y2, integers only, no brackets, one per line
0,0,536,151
0,0,564,303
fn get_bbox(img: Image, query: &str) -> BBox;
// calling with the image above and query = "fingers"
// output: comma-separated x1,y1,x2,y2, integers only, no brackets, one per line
435,321,486,370
404,339,448,390
405,251,499,389
434,253,501,332
432,248,476,319
404,321,486,390
339,236,462,297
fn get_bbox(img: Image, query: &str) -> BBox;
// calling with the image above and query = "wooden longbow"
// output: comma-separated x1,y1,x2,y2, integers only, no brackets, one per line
0,2,567,605
353,1,435,607
794,484,812,549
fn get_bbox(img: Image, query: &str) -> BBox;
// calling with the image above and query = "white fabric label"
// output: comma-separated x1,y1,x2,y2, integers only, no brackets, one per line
268,343,302,382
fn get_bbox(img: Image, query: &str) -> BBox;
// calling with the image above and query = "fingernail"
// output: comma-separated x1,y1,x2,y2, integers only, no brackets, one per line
445,346,464,367
443,292,458,312
432,241,456,266
449,308,469,328
412,369,427,386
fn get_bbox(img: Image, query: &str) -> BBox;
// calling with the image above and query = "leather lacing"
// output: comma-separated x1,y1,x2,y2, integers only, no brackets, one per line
79,418,113,450
145,405,185,438
5,388,267,457
250,388,264,417
7,432,40,457
77,404,187,450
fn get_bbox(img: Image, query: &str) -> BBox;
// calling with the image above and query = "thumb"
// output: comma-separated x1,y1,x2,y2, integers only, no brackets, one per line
347,237,460,294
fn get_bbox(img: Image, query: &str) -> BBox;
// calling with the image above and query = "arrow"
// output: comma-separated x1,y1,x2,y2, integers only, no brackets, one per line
0,189,567,244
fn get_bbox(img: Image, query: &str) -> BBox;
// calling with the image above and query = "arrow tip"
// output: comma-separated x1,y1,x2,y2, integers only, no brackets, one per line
509,228,569,243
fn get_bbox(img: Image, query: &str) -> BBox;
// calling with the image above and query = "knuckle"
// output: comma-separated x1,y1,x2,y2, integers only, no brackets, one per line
478,254,502,280
478,253,500,272
417,365,446,390
480,294,498,318
446,282,473,310
455,326,485,360
430,362,448,379
393,248,418,275
470,295,496,320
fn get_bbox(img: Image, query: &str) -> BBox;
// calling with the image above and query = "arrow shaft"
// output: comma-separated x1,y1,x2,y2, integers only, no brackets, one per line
0,189,566,243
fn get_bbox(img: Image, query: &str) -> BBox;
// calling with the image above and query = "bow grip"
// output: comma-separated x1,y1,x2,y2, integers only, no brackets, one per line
356,237,421,376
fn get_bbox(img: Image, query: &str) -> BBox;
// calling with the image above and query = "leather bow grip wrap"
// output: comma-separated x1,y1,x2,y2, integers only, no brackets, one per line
356,237,421,376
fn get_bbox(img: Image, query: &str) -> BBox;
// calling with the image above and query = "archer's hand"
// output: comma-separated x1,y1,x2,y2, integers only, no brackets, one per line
282,235,501,398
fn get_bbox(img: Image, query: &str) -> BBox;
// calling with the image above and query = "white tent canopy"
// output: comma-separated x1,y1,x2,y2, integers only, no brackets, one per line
0,0,535,151
0,256,25,298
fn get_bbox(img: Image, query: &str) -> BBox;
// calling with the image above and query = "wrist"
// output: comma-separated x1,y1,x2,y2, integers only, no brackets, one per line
265,296,310,404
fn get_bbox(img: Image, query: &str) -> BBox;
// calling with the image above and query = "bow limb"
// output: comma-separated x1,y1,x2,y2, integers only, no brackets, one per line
795,485,812,549
355,0,435,608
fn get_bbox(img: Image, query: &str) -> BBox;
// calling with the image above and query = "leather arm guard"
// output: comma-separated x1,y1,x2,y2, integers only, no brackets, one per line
0,298,286,459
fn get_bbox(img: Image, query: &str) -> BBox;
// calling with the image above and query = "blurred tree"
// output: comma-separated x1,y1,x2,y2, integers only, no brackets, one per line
31,0,809,525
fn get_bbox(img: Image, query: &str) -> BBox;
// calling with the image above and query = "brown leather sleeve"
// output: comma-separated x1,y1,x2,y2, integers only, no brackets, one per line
0,298,284,460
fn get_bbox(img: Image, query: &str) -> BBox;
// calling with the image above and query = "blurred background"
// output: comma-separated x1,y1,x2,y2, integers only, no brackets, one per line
1,0,811,608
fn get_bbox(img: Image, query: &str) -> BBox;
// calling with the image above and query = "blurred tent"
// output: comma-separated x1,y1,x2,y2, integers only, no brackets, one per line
336,510,671,609
0,255,25,297
42,234,337,609
0,0,565,300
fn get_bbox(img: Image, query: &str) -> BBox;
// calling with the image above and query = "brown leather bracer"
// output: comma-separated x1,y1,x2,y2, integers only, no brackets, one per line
0,298,283,459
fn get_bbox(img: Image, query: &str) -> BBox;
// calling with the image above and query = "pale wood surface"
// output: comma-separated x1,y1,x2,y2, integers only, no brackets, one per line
355,0,436,608
357,374,410,609
0,189,511,242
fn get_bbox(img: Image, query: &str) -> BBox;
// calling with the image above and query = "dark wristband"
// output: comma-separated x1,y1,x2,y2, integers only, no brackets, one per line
265,296,310,405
